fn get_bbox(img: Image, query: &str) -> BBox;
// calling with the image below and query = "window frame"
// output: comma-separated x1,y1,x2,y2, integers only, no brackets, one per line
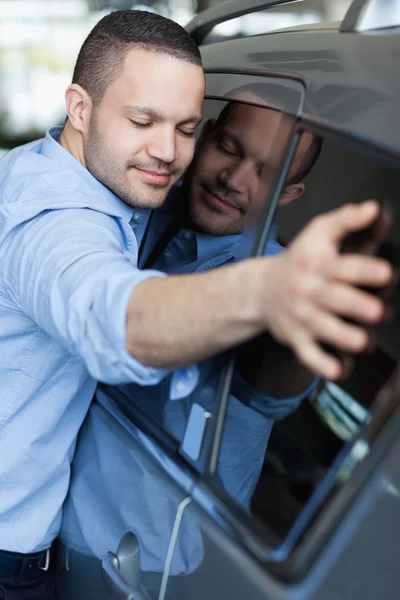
193,119,400,580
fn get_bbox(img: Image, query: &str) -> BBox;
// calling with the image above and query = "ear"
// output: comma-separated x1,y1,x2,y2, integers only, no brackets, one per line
278,182,305,206
197,118,216,145
64,84,93,134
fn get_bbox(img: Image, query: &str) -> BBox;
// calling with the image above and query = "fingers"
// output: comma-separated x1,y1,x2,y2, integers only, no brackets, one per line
268,200,395,380
322,200,381,245
309,311,369,353
292,309,372,380
294,337,343,380
332,254,393,288
359,207,392,255
316,282,385,324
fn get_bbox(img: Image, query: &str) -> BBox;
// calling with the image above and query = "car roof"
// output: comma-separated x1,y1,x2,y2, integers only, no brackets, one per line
268,21,340,34
200,26,400,159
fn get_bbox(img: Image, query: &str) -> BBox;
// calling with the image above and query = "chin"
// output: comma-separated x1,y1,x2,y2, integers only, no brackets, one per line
123,190,169,210
190,202,243,236
192,216,242,236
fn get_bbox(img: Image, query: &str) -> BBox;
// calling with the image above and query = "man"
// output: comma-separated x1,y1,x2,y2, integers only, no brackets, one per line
0,9,391,600
57,100,381,599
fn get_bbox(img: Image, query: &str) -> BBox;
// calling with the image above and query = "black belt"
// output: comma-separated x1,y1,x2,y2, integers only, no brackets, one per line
0,548,50,580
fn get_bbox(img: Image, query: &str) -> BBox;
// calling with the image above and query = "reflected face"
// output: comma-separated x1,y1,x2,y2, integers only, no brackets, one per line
185,103,307,236
83,48,204,209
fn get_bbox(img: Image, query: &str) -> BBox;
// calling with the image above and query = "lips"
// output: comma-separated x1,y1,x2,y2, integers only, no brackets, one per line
134,167,171,186
203,189,239,213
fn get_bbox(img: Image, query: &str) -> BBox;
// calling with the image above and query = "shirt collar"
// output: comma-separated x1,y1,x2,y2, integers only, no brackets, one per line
40,127,136,223
194,223,278,263
194,231,240,263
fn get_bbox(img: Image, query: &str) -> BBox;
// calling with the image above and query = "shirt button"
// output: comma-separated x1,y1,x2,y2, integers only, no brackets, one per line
132,213,141,222
164,250,172,259
183,231,193,239
175,382,186,393
187,367,196,379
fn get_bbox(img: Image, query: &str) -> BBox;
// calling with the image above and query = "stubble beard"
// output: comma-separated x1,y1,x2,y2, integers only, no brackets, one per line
186,177,245,236
84,120,173,209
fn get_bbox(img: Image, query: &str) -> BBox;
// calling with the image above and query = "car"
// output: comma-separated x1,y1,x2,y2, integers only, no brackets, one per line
55,1,400,599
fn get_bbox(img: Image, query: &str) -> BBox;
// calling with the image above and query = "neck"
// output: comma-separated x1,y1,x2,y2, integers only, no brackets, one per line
59,120,87,168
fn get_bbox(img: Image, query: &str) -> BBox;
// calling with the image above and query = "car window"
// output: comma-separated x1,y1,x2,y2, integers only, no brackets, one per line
200,0,352,45
211,130,400,550
116,80,303,464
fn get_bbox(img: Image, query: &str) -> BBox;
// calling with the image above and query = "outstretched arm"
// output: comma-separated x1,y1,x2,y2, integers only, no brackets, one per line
128,201,392,380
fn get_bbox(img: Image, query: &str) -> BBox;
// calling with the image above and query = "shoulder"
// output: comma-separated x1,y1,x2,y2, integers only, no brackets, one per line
0,138,80,205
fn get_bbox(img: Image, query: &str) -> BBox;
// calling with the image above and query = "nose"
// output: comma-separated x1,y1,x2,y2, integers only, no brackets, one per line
147,127,177,165
220,160,254,194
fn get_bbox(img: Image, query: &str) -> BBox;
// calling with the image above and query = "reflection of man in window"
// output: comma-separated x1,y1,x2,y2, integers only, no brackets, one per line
60,100,324,588
182,100,320,236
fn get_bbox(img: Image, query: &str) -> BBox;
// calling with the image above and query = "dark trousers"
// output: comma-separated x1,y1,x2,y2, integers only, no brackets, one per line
0,572,55,600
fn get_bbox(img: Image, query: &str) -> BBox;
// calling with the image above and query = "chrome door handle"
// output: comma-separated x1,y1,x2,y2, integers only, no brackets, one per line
101,532,151,600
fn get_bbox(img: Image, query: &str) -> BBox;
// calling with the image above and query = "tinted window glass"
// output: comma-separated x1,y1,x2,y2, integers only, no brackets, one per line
214,133,400,547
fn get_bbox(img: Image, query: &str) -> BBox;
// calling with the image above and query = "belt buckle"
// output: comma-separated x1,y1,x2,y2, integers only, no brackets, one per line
40,548,50,572
17,548,50,581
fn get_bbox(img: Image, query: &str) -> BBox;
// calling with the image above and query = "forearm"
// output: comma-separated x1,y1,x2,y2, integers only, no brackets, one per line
127,202,393,379
236,333,315,398
127,258,269,368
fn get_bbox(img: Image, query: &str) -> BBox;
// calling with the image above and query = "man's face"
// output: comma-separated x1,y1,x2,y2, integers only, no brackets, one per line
83,48,204,209
185,103,305,236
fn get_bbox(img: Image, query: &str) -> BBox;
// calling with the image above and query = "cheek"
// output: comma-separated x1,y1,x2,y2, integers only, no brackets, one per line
94,120,125,159
177,137,196,168
111,120,150,159
193,151,224,181
251,181,272,209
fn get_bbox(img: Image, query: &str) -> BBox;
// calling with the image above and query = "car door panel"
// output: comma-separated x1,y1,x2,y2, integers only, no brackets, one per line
58,387,195,600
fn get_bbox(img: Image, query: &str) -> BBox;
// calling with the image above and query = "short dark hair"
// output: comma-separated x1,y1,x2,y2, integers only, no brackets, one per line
72,10,202,105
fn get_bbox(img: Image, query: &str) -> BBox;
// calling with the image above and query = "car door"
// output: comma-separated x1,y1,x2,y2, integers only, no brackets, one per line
56,72,305,600
160,116,400,600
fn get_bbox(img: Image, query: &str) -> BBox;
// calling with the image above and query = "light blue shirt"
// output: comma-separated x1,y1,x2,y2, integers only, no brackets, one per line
60,193,316,575
0,127,170,553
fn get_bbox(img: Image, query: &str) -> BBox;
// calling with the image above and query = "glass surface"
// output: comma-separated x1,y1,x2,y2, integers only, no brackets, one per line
216,134,400,546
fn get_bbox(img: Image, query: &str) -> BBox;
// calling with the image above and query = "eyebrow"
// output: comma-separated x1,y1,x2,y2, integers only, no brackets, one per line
125,105,202,126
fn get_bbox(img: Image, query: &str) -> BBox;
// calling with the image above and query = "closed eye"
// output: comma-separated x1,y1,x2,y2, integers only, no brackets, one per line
129,119,152,128
218,140,237,156
178,129,196,138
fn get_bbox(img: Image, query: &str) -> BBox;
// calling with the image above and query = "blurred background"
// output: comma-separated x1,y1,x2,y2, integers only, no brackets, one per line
0,0,352,154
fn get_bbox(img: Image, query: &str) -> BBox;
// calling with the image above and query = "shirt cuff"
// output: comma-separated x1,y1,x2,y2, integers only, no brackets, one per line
230,372,320,420
77,269,170,386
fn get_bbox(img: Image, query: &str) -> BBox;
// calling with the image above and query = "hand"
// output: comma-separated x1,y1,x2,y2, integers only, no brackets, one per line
262,201,393,380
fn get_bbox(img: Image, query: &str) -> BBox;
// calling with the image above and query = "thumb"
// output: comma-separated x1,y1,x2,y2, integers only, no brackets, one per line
326,200,381,245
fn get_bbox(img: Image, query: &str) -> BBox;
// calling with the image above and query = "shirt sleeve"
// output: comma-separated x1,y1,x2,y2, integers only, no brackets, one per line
229,371,320,420
1,206,168,385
